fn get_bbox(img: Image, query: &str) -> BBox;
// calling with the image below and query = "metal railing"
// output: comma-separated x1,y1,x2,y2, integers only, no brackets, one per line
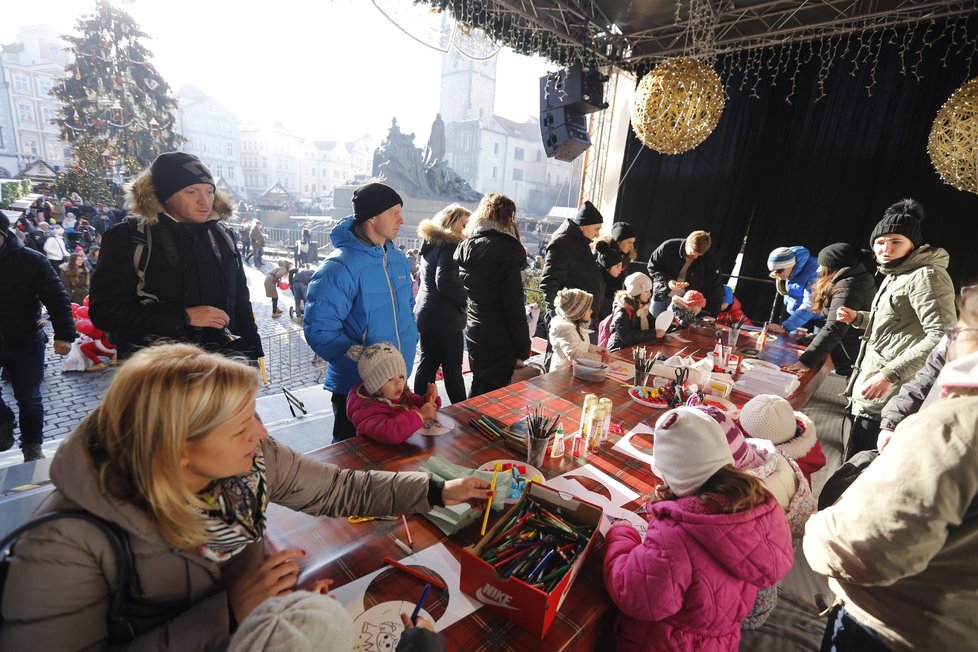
259,329,327,386
243,225,422,258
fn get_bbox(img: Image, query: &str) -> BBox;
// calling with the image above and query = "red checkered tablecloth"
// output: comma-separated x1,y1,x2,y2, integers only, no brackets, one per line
264,328,827,651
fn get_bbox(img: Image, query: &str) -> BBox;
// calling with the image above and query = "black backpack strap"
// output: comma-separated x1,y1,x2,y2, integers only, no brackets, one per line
125,218,159,305
0,510,129,631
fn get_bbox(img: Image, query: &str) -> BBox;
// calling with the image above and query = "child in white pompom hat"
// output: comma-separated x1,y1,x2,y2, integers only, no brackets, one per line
738,394,826,486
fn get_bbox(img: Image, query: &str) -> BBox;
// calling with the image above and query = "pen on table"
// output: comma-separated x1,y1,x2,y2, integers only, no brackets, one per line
481,462,501,536
382,556,448,590
394,538,413,555
410,583,432,626
401,514,414,547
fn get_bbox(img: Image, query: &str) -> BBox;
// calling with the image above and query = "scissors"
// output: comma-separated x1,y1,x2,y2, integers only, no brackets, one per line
347,515,398,524
674,367,689,386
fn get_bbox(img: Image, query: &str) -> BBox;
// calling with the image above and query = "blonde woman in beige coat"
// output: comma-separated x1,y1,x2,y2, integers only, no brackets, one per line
0,344,489,651
805,285,978,651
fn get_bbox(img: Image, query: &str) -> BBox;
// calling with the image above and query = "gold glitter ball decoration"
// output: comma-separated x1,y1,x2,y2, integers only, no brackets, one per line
631,57,726,155
928,76,978,195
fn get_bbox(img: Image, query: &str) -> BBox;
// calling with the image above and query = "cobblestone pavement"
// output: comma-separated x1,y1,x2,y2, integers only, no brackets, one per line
1,261,326,451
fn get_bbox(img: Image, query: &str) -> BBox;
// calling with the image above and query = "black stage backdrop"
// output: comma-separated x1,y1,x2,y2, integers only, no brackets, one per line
615,14,978,323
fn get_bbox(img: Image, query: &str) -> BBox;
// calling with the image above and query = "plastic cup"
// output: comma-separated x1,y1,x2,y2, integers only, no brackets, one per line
726,327,741,349
527,435,549,468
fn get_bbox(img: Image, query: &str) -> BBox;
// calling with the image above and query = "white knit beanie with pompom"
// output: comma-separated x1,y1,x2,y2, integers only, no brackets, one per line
738,394,798,445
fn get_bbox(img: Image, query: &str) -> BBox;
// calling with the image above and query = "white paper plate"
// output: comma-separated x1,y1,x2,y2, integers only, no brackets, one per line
627,386,671,409
478,459,543,504
478,459,543,482
741,358,780,372
702,395,740,418
654,309,675,332
415,413,457,437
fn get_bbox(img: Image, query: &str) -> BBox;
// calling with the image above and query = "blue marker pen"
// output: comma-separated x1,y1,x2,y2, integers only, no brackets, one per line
410,583,432,626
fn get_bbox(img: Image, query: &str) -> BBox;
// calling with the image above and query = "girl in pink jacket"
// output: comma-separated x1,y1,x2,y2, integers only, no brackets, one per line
603,407,793,652
345,342,440,445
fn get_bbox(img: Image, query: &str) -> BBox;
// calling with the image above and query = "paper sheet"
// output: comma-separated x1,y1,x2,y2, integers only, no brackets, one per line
330,543,482,646
547,463,638,508
611,423,656,467
415,413,457,437
605,359,635,383
600,504,649,538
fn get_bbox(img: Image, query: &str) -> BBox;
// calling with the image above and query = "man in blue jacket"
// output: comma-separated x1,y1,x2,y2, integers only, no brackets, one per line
766,246,820,334
304,183,418,442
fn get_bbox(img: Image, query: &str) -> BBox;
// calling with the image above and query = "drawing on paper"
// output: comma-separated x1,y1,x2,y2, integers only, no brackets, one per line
330,543,482,648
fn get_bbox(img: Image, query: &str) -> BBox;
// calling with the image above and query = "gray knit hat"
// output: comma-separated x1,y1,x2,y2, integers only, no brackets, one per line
347,342,407,394
555,288,593,322
227,592,355,652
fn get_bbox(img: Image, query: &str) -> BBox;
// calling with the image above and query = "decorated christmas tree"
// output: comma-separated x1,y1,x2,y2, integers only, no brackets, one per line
52,0,181,204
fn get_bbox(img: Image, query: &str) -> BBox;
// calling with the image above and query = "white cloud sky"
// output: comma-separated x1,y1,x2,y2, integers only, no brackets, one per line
3,0,558,142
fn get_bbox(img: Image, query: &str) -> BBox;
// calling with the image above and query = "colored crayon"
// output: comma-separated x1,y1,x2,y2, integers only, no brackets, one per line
382,556,447,591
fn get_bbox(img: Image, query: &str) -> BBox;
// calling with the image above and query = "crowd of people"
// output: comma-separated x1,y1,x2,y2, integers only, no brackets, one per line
0,148,974,651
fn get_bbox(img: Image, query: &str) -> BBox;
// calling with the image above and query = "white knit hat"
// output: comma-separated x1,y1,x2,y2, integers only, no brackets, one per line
738,394,798,445
347,342,406,395
228,592,355,652
555,288,593,322
623,272,653,297
653,407,734,497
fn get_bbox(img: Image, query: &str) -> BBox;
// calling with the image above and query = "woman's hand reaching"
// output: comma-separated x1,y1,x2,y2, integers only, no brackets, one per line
442,476,492,507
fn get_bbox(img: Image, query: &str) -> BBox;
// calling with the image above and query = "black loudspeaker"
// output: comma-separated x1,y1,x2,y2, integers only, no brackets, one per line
539,63,609,114
540,107,590,162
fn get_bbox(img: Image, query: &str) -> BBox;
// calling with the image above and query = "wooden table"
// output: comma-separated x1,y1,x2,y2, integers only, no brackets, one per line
264,326,829,651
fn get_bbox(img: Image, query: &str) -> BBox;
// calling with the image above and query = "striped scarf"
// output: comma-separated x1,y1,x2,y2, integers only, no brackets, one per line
196,443,268,562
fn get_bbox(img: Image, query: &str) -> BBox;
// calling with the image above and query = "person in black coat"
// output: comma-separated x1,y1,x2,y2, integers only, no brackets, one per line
540,201,604,321
646,230,725,316
414,203,470,404
90,152,262,361
0,212,76,462
455,194,531,398
592,237,626,325
787,243,877,377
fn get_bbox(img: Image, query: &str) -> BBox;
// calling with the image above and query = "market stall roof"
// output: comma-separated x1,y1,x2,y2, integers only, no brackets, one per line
422,0,973,70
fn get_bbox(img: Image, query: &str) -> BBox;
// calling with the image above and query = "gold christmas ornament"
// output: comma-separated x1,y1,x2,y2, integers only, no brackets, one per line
631,57,725,154
928,76,978,195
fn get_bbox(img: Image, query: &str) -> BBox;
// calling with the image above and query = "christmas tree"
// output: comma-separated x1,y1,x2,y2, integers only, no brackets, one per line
52,0,181,204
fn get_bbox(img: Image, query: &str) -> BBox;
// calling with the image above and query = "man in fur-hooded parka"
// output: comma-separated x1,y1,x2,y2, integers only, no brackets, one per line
89,152,263,360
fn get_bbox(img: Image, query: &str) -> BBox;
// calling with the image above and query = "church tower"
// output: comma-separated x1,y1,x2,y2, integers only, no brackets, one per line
438,48,497,127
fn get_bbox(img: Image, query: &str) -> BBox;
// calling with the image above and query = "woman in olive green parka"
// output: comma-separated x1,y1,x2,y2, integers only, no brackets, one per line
838,199,956,458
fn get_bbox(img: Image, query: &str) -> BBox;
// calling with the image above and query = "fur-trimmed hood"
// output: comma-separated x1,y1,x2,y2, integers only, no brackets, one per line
124,168,234,225
417,218,463,248
776,411,818,460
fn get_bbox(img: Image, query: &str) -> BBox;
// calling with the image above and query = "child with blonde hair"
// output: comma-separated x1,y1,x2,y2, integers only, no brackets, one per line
345,342,441,444
548,288,609,371
603,407,793,651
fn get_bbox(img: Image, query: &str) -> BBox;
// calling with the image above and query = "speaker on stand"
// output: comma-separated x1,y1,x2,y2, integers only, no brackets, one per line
539,64,609,162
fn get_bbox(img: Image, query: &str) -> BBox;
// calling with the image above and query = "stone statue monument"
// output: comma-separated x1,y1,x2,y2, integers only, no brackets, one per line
373,116,480,202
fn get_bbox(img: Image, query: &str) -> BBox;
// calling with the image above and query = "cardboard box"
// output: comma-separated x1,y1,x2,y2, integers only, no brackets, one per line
460,482,603,637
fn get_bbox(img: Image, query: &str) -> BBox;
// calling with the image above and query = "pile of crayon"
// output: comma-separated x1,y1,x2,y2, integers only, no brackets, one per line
478,499,594,593
469,414,528,455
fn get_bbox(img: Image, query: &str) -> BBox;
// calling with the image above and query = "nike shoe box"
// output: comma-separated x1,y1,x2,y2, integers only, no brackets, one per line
459,482,602,637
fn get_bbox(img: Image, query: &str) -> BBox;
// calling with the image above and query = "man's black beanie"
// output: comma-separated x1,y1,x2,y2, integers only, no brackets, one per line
352,183,403,223
571,200,603,227
150,152,215,204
